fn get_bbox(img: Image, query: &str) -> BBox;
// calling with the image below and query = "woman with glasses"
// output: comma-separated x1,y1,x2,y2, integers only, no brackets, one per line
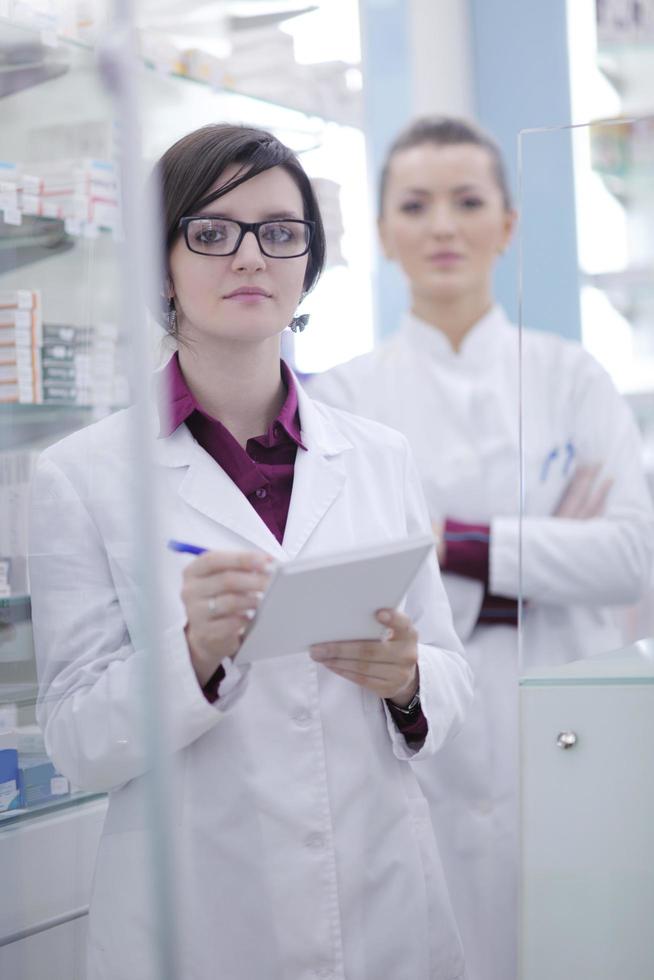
307,116,654,980
28,124,472,980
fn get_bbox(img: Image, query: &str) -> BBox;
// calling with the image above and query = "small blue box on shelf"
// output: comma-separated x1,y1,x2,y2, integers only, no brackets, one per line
18,756,70,808
0,744,20,812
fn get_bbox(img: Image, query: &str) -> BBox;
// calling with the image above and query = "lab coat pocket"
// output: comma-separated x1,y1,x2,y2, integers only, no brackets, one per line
408,795,466,980
523,445,574,516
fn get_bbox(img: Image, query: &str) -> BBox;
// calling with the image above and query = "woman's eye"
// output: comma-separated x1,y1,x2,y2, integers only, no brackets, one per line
459,197,484,210
197,225,227,243
262,224,294,243
399,200,424,214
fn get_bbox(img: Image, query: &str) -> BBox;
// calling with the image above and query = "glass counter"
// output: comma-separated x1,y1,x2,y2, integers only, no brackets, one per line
518,115,654,979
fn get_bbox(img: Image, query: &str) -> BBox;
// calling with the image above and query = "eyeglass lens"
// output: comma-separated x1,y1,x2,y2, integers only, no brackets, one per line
186,218,310,257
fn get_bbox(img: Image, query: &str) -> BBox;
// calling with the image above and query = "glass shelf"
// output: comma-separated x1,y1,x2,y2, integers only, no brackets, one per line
0,788,105,830
0,402,100,416
590,169,654,205
0,681,38,705
0,13,359,128
521,638,654,687
582,266,654,288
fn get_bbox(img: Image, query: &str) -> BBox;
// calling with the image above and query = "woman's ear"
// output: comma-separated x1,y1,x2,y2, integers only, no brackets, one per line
500,209,518,253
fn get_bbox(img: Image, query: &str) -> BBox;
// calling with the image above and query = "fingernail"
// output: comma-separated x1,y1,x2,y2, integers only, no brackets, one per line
253,591,265,601
377,610,391,623
311,645,327,658
252,555,274,571
245,609,256,620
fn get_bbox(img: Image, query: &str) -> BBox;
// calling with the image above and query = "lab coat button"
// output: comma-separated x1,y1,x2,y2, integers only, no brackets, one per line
477,800,493,815
293,709,311,726
314,967,334,979
305,832,326,850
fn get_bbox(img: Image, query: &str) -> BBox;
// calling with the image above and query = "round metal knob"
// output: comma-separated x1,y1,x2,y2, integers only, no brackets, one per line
556,731,577,750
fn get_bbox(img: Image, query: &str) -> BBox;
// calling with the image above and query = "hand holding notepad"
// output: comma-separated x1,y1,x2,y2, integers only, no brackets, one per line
235,534,434,665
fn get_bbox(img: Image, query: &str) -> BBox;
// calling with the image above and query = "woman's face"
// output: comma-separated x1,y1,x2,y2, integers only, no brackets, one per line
379,142,516,306
168,164,308,346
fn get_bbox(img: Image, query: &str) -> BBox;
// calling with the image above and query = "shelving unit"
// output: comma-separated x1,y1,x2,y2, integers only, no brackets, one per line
0,5,371,974
564,3,654,492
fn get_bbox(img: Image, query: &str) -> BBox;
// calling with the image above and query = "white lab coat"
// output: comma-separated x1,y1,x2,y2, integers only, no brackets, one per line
28,376,473,980
306,306,654,980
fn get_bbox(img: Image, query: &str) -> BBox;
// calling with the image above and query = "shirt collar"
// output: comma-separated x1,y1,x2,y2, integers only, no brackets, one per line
157,352,305,449
400,304,509,365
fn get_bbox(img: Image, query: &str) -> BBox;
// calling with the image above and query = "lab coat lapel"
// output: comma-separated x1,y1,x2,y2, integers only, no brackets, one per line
152,377,352,559
281,380,352,559
154,420,285,557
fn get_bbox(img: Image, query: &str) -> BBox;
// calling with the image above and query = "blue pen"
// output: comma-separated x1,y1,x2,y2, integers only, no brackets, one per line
167,539,207,556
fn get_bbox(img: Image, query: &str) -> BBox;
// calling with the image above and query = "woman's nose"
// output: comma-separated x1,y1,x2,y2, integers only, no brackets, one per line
231,229,266,270
429,205,456,237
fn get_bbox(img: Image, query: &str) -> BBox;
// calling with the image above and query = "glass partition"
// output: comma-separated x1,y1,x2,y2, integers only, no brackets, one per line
518,117,654,980
0,6,177,977
517,116,654,671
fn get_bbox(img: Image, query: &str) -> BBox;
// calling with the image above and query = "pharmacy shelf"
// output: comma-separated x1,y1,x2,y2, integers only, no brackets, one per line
594,170,654,203
583,266,654,287
0,14,358,128
0,594,31,624
0,682,37,707
0,789,104,830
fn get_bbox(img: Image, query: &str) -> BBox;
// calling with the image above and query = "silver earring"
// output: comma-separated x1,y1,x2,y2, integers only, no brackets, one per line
167,301,177,333
290,313,310,334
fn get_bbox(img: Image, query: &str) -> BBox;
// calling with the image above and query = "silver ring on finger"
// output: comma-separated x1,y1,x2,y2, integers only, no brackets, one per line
207,596,218,616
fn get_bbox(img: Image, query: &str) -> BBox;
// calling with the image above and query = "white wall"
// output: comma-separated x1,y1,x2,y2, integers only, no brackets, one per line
408,0,475,118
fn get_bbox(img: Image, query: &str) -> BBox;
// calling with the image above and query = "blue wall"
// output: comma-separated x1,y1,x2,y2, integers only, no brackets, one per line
360,0,582,341
359,0,411,339
469,0,581,339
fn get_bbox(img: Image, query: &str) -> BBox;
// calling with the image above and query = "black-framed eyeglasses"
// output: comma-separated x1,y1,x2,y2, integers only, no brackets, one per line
178,216,314,258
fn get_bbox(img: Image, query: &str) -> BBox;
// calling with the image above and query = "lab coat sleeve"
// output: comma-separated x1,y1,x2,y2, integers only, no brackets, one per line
490,364,654,605
28,454,244,793
382,440,473,762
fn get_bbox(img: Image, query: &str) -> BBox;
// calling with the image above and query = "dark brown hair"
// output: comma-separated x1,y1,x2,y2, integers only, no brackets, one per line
154,123,326,328
378,116,513,216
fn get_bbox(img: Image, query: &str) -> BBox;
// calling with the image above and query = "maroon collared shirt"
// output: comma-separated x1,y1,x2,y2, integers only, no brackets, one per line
160,353,427,742
160,353,305,544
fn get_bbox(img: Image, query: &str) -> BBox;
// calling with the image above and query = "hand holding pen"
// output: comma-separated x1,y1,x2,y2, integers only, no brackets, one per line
169,540,274,687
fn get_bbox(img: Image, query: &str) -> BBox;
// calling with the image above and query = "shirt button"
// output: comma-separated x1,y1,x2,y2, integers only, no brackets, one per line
293,709,311,727
305,832,326,850
272,423,281,438
254,487,268,500
315,967,334,979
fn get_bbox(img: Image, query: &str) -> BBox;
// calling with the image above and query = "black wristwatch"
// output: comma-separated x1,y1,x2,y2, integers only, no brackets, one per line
387,691,421,717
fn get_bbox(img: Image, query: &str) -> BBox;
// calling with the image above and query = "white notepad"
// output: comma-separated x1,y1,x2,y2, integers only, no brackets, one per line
235,533,434,665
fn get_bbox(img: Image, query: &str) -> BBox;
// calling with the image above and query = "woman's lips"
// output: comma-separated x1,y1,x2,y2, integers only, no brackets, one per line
223,287,272,303
427,252,464,267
